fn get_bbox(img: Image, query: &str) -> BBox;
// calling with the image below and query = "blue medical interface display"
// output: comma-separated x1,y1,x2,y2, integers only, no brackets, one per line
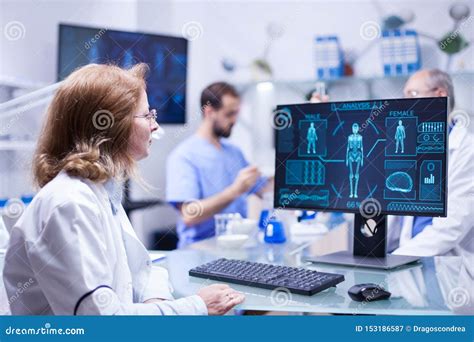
274,97,448,216
58,24,188,124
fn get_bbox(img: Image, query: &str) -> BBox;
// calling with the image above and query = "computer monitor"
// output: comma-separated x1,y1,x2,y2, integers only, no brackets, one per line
57,24,188,124
274,97,448,269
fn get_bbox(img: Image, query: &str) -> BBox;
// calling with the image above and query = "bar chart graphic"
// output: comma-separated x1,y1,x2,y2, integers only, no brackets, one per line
424,174,435,184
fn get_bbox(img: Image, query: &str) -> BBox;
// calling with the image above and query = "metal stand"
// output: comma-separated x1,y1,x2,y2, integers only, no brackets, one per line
305,214,420,270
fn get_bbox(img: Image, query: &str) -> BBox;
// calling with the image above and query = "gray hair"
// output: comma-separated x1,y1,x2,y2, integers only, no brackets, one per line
425,69,455,111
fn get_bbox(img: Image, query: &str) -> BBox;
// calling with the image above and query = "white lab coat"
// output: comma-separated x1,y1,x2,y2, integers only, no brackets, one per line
3,172,207,315
387,125,474,258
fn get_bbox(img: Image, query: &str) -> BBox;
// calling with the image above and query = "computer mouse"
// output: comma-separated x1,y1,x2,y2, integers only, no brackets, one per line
348,283,391,302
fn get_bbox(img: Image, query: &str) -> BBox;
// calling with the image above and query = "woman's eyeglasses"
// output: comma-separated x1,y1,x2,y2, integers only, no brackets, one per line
134,109,157,122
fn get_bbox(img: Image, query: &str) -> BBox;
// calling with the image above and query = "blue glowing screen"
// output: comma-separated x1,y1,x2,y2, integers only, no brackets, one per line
274,97,448,216
58,24,188,124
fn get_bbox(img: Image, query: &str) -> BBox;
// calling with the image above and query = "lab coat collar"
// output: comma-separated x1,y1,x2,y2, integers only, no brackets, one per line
448,123,467,151
88,178,143,249
103,178,123,215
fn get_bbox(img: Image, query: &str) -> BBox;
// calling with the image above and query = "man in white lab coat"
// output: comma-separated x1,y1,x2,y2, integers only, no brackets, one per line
387,69,474,258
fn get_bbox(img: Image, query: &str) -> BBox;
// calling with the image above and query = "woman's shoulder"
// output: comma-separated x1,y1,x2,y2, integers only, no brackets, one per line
34,171,102,210
11,172,105,238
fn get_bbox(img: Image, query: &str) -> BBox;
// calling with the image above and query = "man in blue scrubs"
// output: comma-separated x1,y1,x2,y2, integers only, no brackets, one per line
166,82,269,247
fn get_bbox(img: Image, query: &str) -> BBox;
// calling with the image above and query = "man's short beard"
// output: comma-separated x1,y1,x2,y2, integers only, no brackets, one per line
212,122,232,138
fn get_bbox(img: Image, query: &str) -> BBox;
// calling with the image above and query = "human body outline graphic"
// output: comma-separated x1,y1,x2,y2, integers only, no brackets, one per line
395,120,406,153
306,122,318,154
346,123,364,198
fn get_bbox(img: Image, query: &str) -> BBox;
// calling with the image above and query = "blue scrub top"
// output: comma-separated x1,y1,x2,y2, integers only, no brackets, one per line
166,135,267,247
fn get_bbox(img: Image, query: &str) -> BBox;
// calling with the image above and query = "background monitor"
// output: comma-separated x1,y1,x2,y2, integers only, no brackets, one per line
274,97,448,217
58,24,188,124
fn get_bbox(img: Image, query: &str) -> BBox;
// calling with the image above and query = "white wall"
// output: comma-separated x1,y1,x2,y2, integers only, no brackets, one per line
1,0,473,246
0,0,138,82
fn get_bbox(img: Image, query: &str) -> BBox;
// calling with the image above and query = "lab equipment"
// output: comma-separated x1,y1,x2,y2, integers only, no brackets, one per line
264,219,286,244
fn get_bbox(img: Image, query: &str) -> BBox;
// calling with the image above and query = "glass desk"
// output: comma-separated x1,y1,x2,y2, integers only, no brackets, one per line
156,233,473,316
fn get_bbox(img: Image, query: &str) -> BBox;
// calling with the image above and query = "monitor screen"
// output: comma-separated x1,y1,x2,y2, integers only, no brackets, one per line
274,97,448,217
58,24,188,124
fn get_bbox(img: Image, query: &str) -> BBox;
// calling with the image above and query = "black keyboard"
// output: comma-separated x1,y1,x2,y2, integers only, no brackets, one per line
189,258,345,296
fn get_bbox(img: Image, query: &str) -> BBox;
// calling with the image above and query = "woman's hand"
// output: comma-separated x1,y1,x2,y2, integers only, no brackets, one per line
197,284,245,315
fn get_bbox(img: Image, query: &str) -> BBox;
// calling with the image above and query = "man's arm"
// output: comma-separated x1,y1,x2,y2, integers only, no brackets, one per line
178,185,240,226
256,176,274,198
179,166,260,226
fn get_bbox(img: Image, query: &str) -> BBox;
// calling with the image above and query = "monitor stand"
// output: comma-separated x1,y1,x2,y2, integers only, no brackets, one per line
305,214,420,270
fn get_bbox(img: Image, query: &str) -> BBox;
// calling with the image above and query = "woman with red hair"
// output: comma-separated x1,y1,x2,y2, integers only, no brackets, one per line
3,63,244,315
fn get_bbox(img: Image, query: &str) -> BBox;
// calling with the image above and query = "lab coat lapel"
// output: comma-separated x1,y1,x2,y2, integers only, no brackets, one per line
448,124,465,152
86,180,146,269
84,179,135,302
399,216,415,246
88,179,143,248
117,207,145,248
